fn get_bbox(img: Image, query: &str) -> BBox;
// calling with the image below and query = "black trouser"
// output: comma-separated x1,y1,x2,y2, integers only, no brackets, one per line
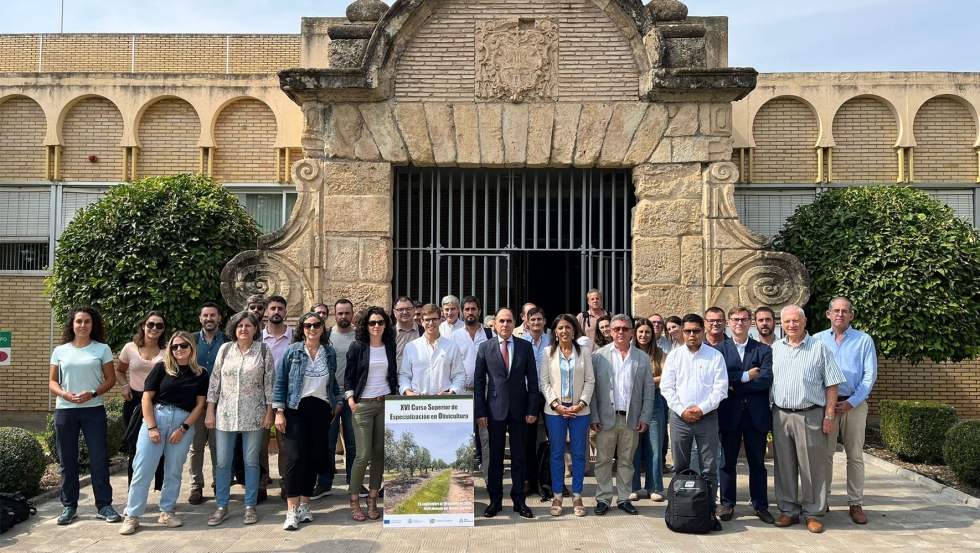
487,413,527,506
55,406,113,509
124,392,164,490
282,396,334,498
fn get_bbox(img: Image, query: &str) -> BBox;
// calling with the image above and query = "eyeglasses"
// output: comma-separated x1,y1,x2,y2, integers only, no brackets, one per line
145,322,165,330
682,329,703,335
705,319,725,325
393,307,413,313
170,342,190,351
303,322,324,330
729,317,750,324
830,309,852,315
367,320,386,327
610,327,631,333
422,317,440,324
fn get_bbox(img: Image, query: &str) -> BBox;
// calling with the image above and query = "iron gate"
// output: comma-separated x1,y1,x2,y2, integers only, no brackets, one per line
393,167,635,316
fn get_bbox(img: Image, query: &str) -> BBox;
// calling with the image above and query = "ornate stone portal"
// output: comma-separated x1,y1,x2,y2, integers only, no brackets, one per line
221,0,809,318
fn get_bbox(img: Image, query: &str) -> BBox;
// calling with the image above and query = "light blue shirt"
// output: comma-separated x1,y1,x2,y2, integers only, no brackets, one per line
520,332,551,372
559,349,575,399
50,341,114,409
814,326,877,407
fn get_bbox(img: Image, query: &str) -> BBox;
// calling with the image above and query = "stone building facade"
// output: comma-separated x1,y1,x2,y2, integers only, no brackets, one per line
1,0,979,417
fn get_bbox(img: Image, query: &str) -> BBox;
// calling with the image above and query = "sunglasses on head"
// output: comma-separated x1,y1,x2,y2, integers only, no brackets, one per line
367,320,386,327
170,342,190,351
145,322,165,330
303,321,324,330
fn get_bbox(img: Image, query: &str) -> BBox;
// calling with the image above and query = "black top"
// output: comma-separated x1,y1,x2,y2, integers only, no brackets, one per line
144,361,210,414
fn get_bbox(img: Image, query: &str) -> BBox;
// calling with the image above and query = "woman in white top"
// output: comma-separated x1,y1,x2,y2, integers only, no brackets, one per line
344,306,398,522
116,311,168,486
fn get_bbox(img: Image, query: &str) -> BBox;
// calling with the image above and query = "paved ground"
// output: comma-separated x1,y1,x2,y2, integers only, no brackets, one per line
3,449,978,552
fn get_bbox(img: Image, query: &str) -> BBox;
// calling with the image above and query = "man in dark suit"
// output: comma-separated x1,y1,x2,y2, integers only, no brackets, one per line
474,307,540,519
709,306,774,524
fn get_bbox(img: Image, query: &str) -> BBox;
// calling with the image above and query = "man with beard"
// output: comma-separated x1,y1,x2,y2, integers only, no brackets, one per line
246,294,266,338
754,307,777,347
313,299,359,499
451,296,494,478
187,302,230,505
261,295,293,502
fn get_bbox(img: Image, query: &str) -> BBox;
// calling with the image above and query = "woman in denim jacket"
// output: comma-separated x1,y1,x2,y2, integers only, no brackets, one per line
273,312,343,530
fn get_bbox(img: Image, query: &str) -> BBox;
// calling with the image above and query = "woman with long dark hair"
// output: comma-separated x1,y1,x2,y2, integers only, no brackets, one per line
345,306,398,522
593,315,613,349
116,311,168,487
629,317,667,502
274,312,342,530
119,331,209,535
539,314,594,517
49,306,120,525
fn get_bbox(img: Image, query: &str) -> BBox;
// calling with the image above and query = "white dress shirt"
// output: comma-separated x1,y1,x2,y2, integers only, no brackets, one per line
398,335,465,395
450,326,490,389
661,344,729,416
612,348,632,412
732,336,751,383
439,318,465,339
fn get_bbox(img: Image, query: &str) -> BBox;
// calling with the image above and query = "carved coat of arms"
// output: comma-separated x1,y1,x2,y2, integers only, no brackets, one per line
475,19,558,103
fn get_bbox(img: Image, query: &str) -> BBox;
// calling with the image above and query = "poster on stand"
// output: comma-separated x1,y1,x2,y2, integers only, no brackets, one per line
383,395,475,528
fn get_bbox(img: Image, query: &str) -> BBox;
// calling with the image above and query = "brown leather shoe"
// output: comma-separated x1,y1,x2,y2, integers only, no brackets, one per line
774,514,800,527
806,518,824,533
849,505,868,524
187,488,203,505
718,505,734,521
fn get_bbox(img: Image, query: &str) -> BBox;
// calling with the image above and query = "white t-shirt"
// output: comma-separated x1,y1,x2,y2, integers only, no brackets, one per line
362,345,390,399
50,341,114,409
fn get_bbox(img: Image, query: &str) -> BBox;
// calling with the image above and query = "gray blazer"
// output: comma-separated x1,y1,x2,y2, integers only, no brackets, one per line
589,343,655,430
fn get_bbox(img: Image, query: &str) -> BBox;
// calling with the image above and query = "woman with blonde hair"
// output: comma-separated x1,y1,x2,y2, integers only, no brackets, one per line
119,331,210,535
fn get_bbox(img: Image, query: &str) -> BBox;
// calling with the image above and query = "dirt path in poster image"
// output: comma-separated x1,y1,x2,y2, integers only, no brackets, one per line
382,471,437,509
445,470,474,513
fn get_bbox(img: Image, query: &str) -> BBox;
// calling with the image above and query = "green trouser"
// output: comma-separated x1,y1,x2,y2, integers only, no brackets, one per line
350,399,385,492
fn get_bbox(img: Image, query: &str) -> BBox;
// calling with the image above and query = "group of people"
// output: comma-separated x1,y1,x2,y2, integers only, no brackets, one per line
47,288,876,535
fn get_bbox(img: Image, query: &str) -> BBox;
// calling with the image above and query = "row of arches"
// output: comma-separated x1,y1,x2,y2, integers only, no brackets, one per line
0,94,287,183
748,95,979,184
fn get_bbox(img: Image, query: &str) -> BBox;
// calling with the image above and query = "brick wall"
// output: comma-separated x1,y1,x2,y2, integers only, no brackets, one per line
831,97,898,183
752,97,819,183
0,96,46,180
872,356,980,419
912,97,978,184
0,277,54,411
212,99,277,183
394,0,639,102
137,98,201,178
0,34,300,74
60,97,124,181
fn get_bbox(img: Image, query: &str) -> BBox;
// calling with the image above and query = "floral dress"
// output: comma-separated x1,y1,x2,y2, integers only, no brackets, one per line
206,341,274,432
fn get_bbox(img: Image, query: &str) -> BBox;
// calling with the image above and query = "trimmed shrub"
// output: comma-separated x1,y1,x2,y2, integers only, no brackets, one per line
944,420,980,487
47,174,260,351
775,186,980,364
0,427,47,496
880,399,957,463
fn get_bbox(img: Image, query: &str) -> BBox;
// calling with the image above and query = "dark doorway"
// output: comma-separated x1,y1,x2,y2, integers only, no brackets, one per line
516,251,582,322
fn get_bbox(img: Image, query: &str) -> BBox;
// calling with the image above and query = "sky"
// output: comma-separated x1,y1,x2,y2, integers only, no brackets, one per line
393,423,471,465
2,0,977,72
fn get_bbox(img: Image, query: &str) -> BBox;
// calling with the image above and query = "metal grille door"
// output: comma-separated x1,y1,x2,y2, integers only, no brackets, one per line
393,167,635,316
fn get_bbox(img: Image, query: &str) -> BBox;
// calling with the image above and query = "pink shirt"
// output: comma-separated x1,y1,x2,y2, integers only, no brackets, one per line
118,342,165,392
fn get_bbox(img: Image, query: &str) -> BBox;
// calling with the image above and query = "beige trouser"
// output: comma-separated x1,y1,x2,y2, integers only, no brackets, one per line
772,406,829,519
594,413,638,505
827,399,868,506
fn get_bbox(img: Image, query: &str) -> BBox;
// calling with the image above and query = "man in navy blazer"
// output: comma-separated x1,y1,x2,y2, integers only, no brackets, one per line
474,307,540,519
709,306,774,524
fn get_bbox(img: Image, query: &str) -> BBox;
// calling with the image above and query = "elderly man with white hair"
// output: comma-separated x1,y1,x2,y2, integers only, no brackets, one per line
770,305,846,534
439,295,464,338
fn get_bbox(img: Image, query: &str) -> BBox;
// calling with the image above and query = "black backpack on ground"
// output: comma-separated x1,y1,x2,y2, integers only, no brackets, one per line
664,469,713,534
0,492,36,534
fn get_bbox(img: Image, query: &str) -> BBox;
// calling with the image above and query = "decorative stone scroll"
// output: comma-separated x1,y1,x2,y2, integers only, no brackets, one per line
475,19,559,103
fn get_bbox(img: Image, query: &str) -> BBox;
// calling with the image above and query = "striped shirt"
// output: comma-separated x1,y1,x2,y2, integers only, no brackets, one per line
770,333,846,410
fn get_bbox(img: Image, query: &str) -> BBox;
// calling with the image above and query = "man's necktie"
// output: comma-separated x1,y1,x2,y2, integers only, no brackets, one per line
501,339,510,374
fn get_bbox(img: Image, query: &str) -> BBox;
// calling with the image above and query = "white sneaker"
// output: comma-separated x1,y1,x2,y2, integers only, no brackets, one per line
298,502,313,523
651,492,664,502
283,507,299,531
158,511,183,527
118,516,139,535
628,492,640,502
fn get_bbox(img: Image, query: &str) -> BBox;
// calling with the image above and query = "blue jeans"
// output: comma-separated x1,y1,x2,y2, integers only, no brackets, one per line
55,406,113,509
125,405,195,517
632,392,666,493
215,429,263,508
318,402,355,488
544,408,590,496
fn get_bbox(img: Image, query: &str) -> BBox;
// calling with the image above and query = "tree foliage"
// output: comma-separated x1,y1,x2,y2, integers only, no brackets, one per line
47,174,259,350
453,434,476,471
774,186,980,364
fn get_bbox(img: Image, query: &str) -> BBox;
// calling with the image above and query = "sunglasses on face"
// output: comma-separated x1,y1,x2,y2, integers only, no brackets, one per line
610,327,631,333
303,321,324,330
145,322,165,330
171,342,190,351
682,329,703,335
367,320,386,327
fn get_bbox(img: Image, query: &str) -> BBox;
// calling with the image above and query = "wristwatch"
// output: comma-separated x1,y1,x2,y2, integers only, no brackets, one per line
550,400,560,410
824,415,835,421
180,423,190,432
90,389,98,398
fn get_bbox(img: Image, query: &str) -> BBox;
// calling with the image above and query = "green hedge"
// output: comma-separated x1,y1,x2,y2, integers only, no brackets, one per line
944,420,980,487
880,399,958,464
0,427,47,496
45,408,126,472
